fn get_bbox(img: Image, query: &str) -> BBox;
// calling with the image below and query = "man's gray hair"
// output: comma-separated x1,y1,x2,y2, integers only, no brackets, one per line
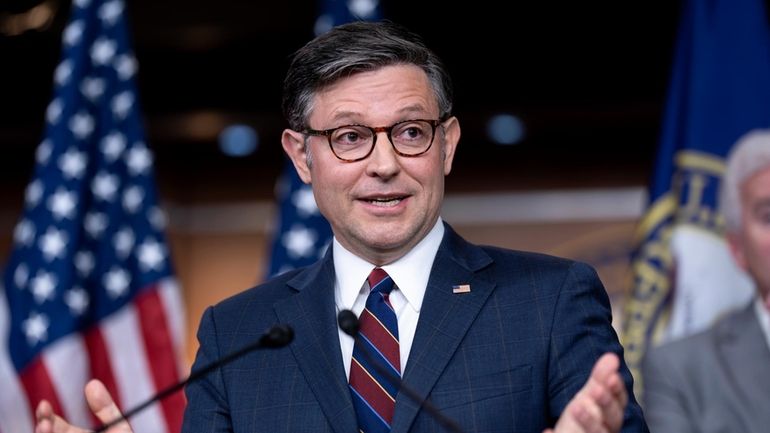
720,129,770,231
282,20,453,132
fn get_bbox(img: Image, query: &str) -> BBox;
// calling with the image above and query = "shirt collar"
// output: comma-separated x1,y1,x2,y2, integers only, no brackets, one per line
333,218,445,313
754,295,770,350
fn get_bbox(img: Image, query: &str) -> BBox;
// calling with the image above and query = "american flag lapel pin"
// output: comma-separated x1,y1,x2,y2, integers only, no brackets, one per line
452,284,471,294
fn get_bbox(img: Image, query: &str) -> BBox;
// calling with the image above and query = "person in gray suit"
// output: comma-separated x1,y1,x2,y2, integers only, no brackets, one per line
642,129,770,433
36,21,648,433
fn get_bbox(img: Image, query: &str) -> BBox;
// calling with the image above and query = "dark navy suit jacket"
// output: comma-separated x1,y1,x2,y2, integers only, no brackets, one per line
181,223,648,432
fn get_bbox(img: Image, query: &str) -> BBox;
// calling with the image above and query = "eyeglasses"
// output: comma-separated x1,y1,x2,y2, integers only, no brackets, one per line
303,118,443,162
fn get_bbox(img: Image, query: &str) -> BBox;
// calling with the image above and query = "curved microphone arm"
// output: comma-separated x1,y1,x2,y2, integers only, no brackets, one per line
93,324,294,432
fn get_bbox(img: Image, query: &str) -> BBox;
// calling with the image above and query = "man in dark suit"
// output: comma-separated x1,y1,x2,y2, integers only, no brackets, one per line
642,130,770,433
35,21,648,433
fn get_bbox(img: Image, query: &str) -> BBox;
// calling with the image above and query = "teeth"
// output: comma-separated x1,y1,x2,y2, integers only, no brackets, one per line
368,198,402,207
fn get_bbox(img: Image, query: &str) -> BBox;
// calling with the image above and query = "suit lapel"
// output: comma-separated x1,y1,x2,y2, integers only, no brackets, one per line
715,304,770,413
391,225,495,433
273,252,358,433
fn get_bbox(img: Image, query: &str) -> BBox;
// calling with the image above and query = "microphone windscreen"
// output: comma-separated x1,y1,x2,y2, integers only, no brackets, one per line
261,324,294,347
337,309,359,336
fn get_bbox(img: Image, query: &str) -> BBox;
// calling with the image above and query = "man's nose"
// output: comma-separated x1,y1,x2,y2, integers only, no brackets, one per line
365,132,400,176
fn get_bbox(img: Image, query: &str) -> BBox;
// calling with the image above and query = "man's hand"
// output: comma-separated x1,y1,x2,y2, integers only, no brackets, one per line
544,352,628,433
35,379,133,433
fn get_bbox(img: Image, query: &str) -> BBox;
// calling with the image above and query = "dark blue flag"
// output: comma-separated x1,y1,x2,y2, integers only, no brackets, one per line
622,0,770,397
265,0,382,278
0,1,185,431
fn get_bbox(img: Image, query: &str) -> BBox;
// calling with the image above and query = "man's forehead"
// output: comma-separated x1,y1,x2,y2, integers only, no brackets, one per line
309,69,439,124
322,104,434,122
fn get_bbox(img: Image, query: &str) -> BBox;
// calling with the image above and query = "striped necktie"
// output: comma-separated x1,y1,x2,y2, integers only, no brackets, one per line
349,267,401,433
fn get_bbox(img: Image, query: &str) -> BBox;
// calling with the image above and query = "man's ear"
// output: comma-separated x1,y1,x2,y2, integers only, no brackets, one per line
726,231,748,271
440,116,461,175
281,129,312,184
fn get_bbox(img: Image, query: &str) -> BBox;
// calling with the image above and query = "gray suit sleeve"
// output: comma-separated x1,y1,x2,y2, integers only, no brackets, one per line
641,345,695,433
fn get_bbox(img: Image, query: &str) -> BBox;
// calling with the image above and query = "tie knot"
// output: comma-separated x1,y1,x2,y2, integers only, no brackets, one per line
367,267,394,295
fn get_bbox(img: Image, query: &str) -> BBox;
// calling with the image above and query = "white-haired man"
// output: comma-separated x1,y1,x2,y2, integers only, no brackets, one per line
642,129,770,433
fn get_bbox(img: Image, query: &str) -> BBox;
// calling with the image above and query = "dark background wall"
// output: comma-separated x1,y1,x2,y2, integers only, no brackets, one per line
0,0,689,360
1,0,682,206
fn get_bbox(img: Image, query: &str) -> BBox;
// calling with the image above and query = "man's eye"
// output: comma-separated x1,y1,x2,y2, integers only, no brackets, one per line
340,132,360,142
333,127,369,144
403,127,423,138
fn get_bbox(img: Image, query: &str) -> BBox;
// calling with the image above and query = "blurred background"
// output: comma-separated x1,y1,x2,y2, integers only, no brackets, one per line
1,0,704,381
1,1,680,197
4,0,770,429
1,2,682,359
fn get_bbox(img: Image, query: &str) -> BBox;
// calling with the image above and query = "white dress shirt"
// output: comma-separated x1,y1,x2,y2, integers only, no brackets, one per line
754,295,770,351
334,218,445,379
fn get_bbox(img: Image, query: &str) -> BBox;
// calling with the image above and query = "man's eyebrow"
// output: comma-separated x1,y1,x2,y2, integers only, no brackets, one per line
394,104,432,116
326,111,361,124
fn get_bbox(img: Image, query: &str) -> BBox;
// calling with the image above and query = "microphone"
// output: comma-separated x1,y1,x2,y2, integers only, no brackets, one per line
93,324,294,432
337,310,464,433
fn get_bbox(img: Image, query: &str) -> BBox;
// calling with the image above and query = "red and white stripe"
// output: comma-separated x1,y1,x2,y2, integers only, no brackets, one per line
0,277,186,433
0,285,34,433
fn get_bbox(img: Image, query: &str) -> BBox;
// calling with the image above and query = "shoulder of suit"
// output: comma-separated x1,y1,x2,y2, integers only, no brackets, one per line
647,306,750,358
441,221,593,274
211,267,307,312
478,244,592,273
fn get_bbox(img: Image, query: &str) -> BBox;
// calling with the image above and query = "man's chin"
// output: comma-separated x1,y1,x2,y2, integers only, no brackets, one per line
355,232,417,261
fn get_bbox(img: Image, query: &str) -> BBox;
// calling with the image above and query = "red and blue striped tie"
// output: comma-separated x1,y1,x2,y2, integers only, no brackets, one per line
349,268,401,433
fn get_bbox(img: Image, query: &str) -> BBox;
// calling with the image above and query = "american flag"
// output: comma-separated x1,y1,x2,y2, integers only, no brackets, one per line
266,164,334,277
0,0,186,432
265,0,382,278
